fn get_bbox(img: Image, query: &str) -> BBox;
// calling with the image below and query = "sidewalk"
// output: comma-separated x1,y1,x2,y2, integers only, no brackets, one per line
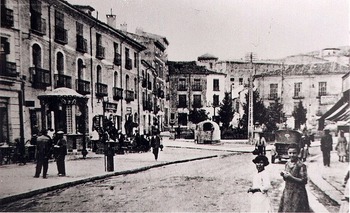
0,138,347,212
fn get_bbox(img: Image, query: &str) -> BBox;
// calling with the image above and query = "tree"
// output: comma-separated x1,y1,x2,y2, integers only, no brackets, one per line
292,101,307,130
266,98,285,132
188,108,208,124
239,90,268,132
218,92,235,130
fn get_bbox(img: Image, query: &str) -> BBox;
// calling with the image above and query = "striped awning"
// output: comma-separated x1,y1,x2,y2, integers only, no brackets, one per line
325,102,349,121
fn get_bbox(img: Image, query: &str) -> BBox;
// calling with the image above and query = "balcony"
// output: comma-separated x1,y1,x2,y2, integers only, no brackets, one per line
114,53,121,66
0,61,17,77
158,88,165,98
141,79,147,88
268,94,278,100
125,58,132,70
213,87,220,91
95,82,108,97
76,35,87,53
1,6,14,28
192,102,203,108
76,79,90,95
125,90,135,102
30,15,46,35
192,84,202,91
178,84,188,91
292,95,304,99
54,26,68,45
144,100,153,111
96,45,105,60
113,87,123,100
30,67,51,89
54,74,71,88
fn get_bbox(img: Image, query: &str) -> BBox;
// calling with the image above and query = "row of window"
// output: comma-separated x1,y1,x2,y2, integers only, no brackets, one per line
268,82,328,98
178,79,220,91
177,94,220,108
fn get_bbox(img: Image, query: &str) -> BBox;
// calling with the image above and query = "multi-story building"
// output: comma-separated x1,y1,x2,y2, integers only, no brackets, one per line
167,61,226,128
123,28,169,135
0,0,149,149
255,62,349,130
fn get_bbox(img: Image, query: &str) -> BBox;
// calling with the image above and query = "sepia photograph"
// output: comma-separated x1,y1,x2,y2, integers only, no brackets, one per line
0,0,349,212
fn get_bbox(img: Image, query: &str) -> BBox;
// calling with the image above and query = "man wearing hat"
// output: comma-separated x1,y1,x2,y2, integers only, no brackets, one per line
320,128,333,167
55,131,67,176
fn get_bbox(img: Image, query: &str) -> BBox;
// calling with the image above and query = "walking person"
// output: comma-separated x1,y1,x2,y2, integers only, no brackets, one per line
300,130,311,162
90,128,100,152
34,130,52,179
320,128,333,167
248,155,273,213
278,143,310,212
335,130,347,162
54,131,67,176
151,135,161,160
255,133,266,156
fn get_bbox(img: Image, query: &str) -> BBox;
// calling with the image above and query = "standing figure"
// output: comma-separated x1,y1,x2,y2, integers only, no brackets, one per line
16,138,26,165
255,133,266,156
278,143,310,212
248,155,273,212
55,131,67,176
151,135,161,160
300,131,311,162
320,129,333,167
335,130,347,162
90,128,100,152
34,130,52,179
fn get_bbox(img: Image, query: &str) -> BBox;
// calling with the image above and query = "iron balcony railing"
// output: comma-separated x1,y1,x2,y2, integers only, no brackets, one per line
178,84,187,91
177,102,187,108
96,45,105,59
30,67,51,89
76,35,87,53
76,79,90,95
30,14,46,35
1,61,17,77
192,102,203,108
114,53,121,66
54,74,71,88
125,90,135,102
268,94,278,100
54,26,68,44
1,6,14,28
113,87,123,100
192,84,202,91
95,82,108,97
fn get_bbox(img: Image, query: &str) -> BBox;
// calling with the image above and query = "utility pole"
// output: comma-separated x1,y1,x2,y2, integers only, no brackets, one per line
247,53,254,144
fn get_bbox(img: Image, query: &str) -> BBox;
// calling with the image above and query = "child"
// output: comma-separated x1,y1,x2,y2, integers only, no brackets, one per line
278,143,310,212
248,155,273,212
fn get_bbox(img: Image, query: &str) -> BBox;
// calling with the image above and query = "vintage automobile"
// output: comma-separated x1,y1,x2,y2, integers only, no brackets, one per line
270,129,302,163
195,120,221,144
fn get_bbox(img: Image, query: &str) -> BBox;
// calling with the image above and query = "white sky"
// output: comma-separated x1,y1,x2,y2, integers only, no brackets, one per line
67,0,349,61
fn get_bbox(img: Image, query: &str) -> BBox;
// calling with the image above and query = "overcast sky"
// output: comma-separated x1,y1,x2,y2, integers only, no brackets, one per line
68,0,349,61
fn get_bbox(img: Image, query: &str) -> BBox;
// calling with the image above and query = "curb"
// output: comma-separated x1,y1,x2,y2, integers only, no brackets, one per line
0,155,218,205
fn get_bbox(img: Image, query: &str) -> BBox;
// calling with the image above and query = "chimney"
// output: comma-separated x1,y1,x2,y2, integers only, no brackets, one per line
120,22,127,32
106,9,116,29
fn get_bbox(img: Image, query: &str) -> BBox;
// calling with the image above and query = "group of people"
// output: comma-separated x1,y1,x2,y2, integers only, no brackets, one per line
33,129,67,179
321,129,349,167
249,143,310,213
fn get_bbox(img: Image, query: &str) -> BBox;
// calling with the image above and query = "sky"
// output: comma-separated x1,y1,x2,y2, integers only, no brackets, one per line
67,0,349,61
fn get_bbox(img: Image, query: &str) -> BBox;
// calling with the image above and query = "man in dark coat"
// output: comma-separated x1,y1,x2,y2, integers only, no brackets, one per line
55,131,67,176
151,135,161,161
34,130,52,178
320,129,333,167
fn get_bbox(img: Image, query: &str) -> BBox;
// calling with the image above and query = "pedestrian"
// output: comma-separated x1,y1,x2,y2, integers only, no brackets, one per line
339,169,349,213
248,155,273,213
335,130,347,162
34,129,52,179
151,135,161,160
320,128,333,167
54,131,67,176
278,143,310,212
300,130,311,162
16,138,26,165
90,128,100,152
255,133,266,156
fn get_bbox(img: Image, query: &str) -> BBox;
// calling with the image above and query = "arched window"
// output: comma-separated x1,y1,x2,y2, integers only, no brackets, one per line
77,58,84,80
32,44,41,68
125,75,129,90
114,72,118,87
56,52,64,74
96,65,101,83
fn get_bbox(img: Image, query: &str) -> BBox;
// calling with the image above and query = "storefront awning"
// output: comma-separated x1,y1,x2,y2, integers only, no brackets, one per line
325,102,349,121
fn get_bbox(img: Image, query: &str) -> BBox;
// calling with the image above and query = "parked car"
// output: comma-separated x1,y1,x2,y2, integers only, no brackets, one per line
270,129,302,163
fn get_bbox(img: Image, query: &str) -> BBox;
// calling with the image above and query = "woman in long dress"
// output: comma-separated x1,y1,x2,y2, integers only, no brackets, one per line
248,155,273,212
278,143,310,212
336,130,348,162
